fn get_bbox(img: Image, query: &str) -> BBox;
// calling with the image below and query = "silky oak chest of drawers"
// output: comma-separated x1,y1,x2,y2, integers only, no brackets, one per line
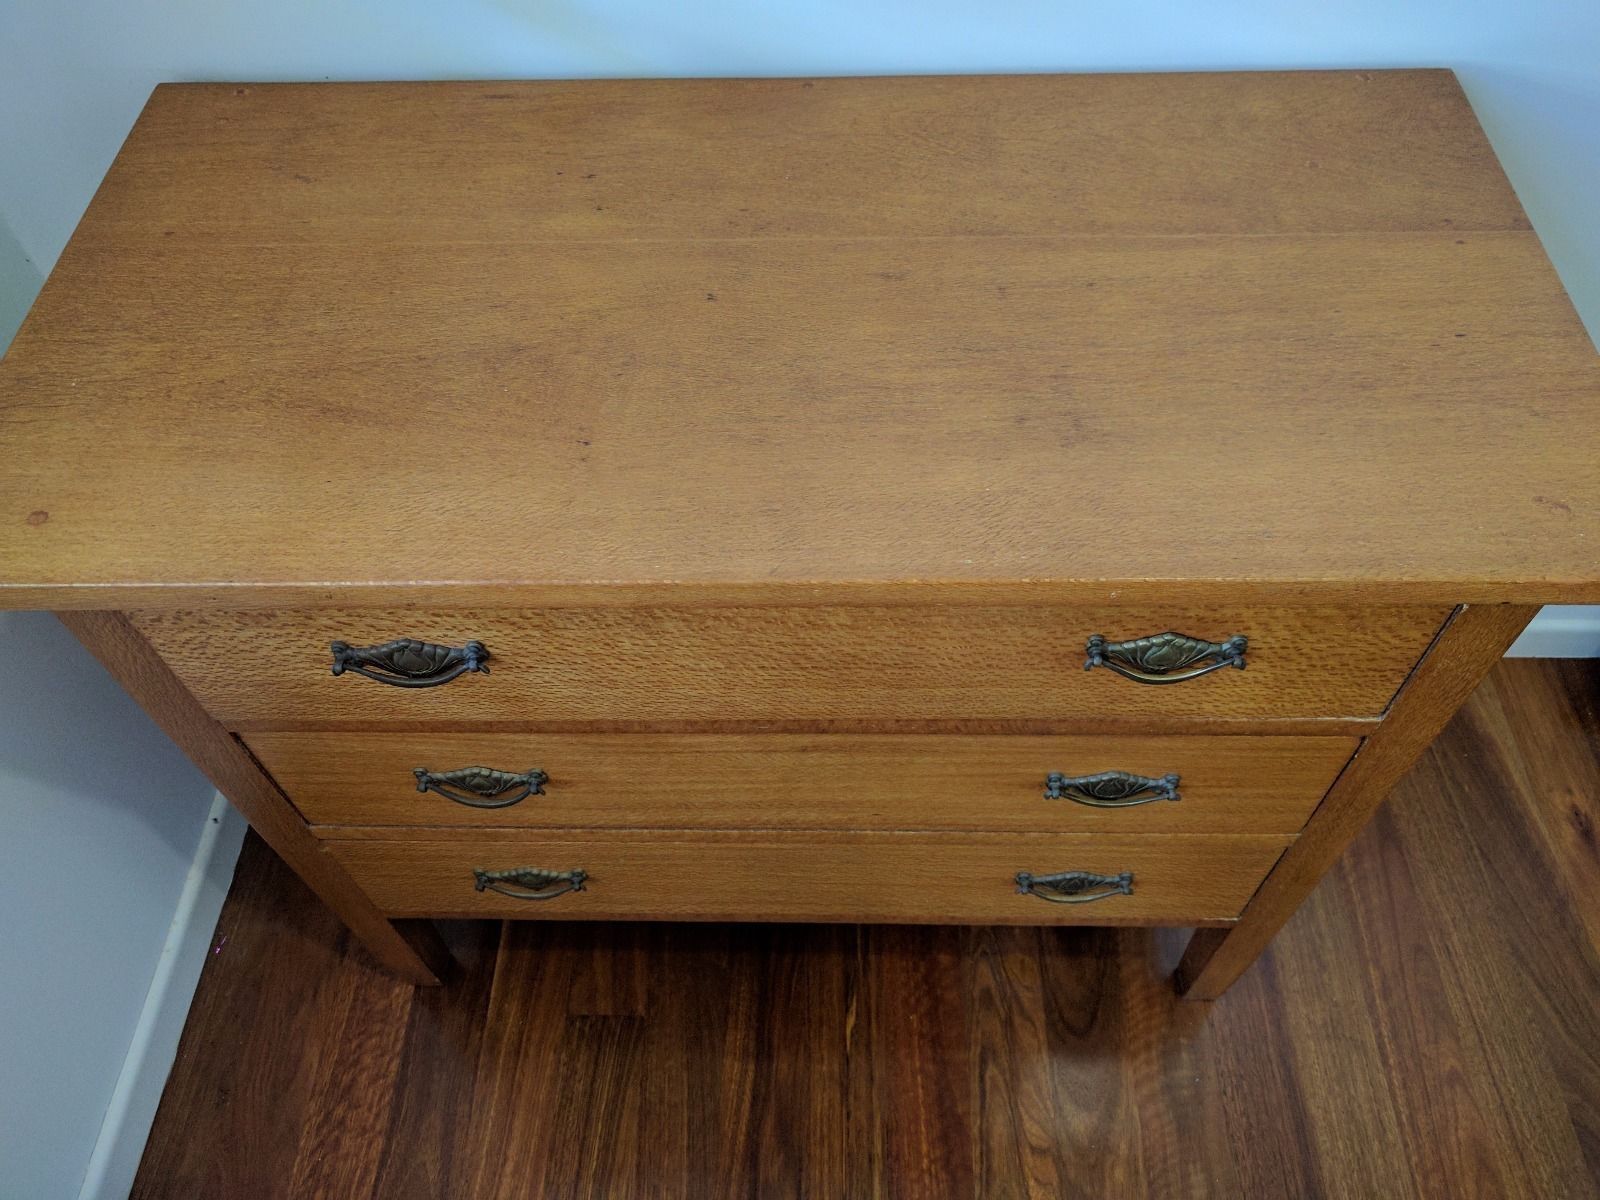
3,72,1597,996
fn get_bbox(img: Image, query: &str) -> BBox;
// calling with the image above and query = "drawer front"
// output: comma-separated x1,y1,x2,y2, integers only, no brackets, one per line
324,830,1291,923
256,731,1356,835
134,604,1449,725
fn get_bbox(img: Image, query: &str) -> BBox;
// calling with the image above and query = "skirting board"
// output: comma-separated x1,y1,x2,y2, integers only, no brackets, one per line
77,792,247,1200
1505,605,1600,658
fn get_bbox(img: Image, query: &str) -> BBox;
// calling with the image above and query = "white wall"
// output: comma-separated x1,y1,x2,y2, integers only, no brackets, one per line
0,6,1597,1196
0,612,242,1200
0,216,38,350
1505,605,1600,657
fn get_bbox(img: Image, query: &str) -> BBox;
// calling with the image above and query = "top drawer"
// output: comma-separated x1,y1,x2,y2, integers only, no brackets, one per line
132,604,1449,727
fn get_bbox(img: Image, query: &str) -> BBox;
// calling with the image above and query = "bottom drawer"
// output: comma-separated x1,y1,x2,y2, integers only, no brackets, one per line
324,830,1290,925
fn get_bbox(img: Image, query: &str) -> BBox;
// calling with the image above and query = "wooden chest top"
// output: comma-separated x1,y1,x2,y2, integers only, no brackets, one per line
2,71,1596,608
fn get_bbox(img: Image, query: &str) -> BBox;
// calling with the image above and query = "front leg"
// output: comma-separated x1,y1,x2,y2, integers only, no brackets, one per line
1175,603,1535,999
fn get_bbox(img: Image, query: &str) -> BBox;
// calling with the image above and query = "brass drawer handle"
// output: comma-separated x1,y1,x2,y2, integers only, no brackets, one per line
473,867,587,901
1084,631,1246,684
330,638,489,688
1015,870,1133,904
1044,770,1180,807
415,766,548,809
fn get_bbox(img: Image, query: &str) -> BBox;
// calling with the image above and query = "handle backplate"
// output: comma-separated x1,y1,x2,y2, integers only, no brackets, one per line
1016,870,1134,904
1084,631,1246,684
330,638,489,688
415,766,547,809
1044,770,1181,807
473,866,587,901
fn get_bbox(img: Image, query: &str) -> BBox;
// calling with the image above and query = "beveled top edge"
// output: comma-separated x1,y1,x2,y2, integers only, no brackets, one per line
6,578,1591,612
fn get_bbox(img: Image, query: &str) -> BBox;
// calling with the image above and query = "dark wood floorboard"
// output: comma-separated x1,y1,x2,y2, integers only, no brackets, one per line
131,660,1600,1200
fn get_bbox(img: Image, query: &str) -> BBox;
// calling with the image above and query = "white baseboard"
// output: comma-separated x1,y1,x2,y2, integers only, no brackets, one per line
1505,605,1600,658
77,793,248,1200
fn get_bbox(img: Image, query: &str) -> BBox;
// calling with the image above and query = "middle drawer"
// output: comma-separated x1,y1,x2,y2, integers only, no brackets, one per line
250,732,1358,835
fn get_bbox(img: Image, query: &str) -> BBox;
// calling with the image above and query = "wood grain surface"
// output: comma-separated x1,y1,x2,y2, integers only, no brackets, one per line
252,730,1356,835
323,829,1288,923
128,661,1600,1199
68,73,1532,243
133,604,1448,725
4,73,1598,609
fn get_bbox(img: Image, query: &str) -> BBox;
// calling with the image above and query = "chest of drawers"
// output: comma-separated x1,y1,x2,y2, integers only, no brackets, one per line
4,72,1596,996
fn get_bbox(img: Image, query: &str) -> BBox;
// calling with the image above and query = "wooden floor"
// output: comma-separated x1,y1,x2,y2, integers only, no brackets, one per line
132,660,1600,1200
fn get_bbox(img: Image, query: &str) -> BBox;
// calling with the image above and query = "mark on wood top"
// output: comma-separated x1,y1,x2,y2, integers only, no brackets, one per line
2,72,1596,606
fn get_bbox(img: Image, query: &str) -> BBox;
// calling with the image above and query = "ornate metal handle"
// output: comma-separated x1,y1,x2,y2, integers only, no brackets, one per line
1044,771,1180,807
1084,631,1246,684
330,638,489,688
415,766,547,809
1015,870,1133,904
472,867,587,901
